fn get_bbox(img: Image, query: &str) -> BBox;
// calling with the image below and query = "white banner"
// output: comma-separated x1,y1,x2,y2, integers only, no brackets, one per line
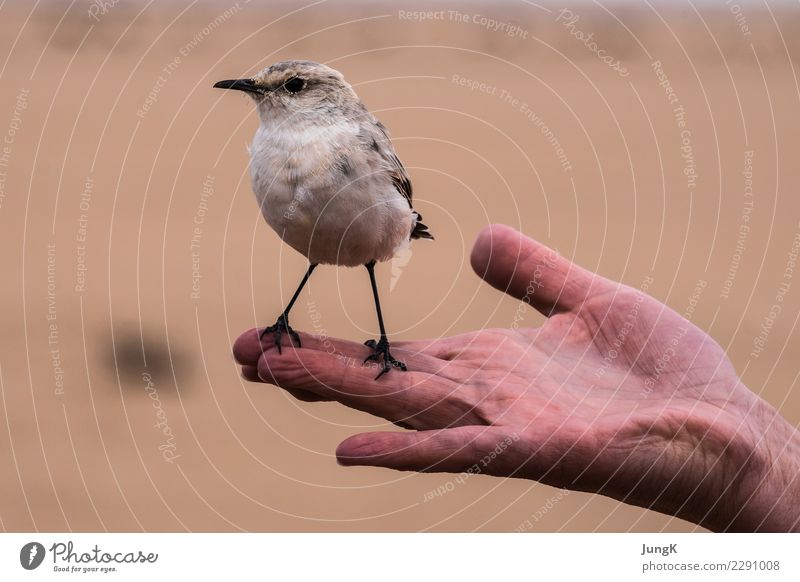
0,533,797,581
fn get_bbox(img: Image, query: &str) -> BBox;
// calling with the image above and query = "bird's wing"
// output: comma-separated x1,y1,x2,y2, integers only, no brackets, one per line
359,118,434,240
387,154,413,207
364,120,413,207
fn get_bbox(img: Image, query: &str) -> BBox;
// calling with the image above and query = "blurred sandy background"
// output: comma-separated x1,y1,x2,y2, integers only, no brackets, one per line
1,0,799,532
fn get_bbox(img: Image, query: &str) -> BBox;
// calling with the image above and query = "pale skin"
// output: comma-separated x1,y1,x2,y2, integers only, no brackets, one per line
233,224,800,532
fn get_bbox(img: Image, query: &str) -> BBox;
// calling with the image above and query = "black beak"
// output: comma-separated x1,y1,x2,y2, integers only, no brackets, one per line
213,79,264,94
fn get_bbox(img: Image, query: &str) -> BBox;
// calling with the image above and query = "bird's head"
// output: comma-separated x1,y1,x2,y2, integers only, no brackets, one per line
214,60,361,125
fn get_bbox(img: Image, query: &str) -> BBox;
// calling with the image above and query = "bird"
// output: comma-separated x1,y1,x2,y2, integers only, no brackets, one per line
214,60,433,379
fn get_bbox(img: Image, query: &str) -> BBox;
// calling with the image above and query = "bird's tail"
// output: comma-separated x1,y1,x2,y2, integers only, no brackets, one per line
410,211,434,240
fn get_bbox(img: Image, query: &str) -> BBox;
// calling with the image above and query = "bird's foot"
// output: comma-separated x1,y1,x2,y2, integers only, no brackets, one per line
260,315,300,354
363,337,407,380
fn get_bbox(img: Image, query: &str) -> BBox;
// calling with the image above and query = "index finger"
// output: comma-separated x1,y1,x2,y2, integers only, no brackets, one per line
233,327,381,366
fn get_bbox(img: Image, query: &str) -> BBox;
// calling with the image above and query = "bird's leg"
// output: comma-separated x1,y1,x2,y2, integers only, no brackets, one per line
363,261,407,379
261,263,317,353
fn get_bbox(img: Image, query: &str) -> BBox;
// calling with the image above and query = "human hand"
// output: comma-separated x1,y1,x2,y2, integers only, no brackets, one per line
233,224,800,531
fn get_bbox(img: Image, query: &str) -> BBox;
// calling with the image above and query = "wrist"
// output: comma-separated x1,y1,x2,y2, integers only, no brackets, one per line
700,392,800,532
736,406,800,531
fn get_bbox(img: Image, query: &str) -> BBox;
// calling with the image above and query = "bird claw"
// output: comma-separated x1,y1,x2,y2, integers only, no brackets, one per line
260,316,300,354
363,337,407,379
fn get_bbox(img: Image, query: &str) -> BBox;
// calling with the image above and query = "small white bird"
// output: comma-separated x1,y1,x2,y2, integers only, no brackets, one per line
215,60,433,378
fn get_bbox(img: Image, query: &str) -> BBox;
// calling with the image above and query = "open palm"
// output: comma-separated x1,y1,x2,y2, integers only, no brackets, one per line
234,224,799,531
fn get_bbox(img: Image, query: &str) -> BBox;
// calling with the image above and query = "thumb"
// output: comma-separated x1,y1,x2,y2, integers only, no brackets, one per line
336,426,522,475
470,224,610,316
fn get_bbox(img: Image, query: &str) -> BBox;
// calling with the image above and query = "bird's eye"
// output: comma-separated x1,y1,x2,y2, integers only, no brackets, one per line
284,77,305,93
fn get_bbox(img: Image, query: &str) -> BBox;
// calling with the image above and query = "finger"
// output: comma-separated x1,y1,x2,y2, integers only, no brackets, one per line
241,363,330,401
241,365,261,382
257,347,482,428
470,224,611,316
283,388,331,402
236,328,473,382
336,426,520,475
235,328,480,371
233,328,273,365
237,330,472,381
337,424,593,490
233,327,381,366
